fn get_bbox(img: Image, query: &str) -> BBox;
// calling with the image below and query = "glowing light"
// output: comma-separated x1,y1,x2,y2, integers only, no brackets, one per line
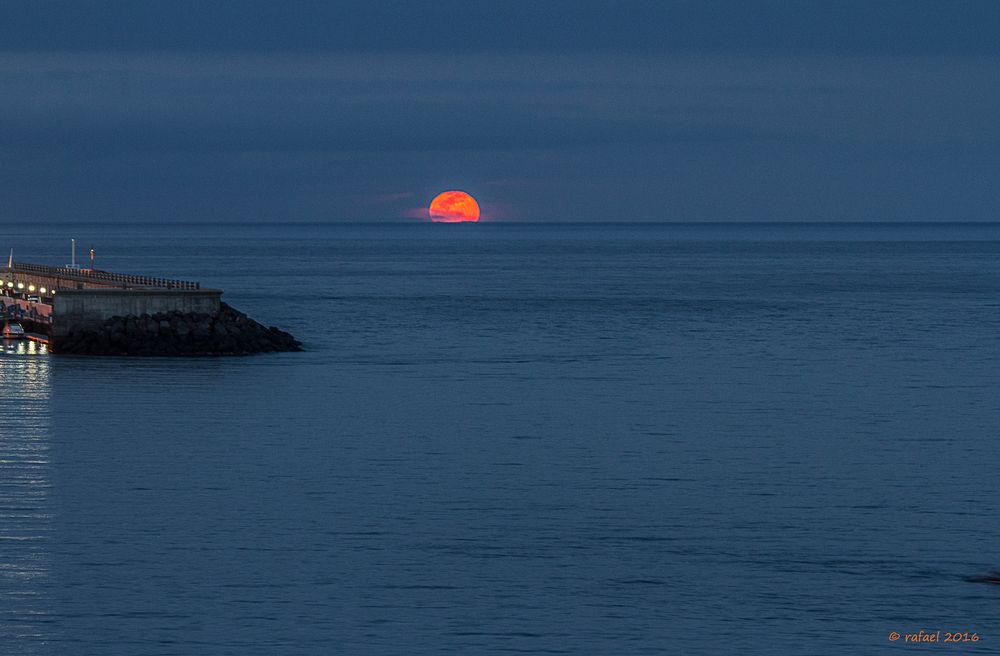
17,283,24,289
28,285,35,292
40,287,47,294
429,191,481,223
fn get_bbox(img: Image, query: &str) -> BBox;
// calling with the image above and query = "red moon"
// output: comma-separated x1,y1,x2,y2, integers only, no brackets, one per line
429,191,480,223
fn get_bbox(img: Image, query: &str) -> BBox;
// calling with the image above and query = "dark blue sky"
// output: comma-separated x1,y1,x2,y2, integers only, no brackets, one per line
2,1,999,221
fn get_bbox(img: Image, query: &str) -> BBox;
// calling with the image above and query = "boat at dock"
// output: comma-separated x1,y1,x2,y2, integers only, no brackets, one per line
2,322,26,339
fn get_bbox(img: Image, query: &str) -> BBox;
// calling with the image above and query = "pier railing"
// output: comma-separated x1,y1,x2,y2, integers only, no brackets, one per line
10,262,200,290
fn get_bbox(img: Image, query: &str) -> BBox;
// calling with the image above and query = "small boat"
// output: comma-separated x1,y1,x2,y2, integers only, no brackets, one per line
2,322,25,339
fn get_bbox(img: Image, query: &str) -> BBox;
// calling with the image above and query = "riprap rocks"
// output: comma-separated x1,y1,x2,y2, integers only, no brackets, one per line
53,303,302,356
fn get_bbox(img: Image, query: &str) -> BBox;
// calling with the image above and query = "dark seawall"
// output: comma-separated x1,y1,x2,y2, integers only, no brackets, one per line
52,303,302,356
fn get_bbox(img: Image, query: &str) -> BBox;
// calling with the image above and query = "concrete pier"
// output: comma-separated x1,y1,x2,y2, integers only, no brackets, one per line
4,260,299,355
51,289,222,340
4,262,214,336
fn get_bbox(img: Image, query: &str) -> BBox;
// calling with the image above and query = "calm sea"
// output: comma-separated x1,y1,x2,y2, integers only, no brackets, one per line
2,222,1000,655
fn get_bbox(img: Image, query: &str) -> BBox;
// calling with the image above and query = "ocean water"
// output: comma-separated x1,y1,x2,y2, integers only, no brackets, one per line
2,222,1000,655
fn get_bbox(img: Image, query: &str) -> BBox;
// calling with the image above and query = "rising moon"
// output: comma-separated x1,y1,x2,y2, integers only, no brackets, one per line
429,191,481,223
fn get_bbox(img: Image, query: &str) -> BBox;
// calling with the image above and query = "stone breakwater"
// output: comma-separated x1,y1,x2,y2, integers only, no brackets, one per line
53,303,302,356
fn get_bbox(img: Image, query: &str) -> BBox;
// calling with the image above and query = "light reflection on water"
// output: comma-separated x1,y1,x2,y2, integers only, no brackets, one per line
0,339,52,654
2,339,49,357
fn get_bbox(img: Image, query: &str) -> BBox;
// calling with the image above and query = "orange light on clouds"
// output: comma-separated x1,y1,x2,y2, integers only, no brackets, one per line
429,191,480,223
